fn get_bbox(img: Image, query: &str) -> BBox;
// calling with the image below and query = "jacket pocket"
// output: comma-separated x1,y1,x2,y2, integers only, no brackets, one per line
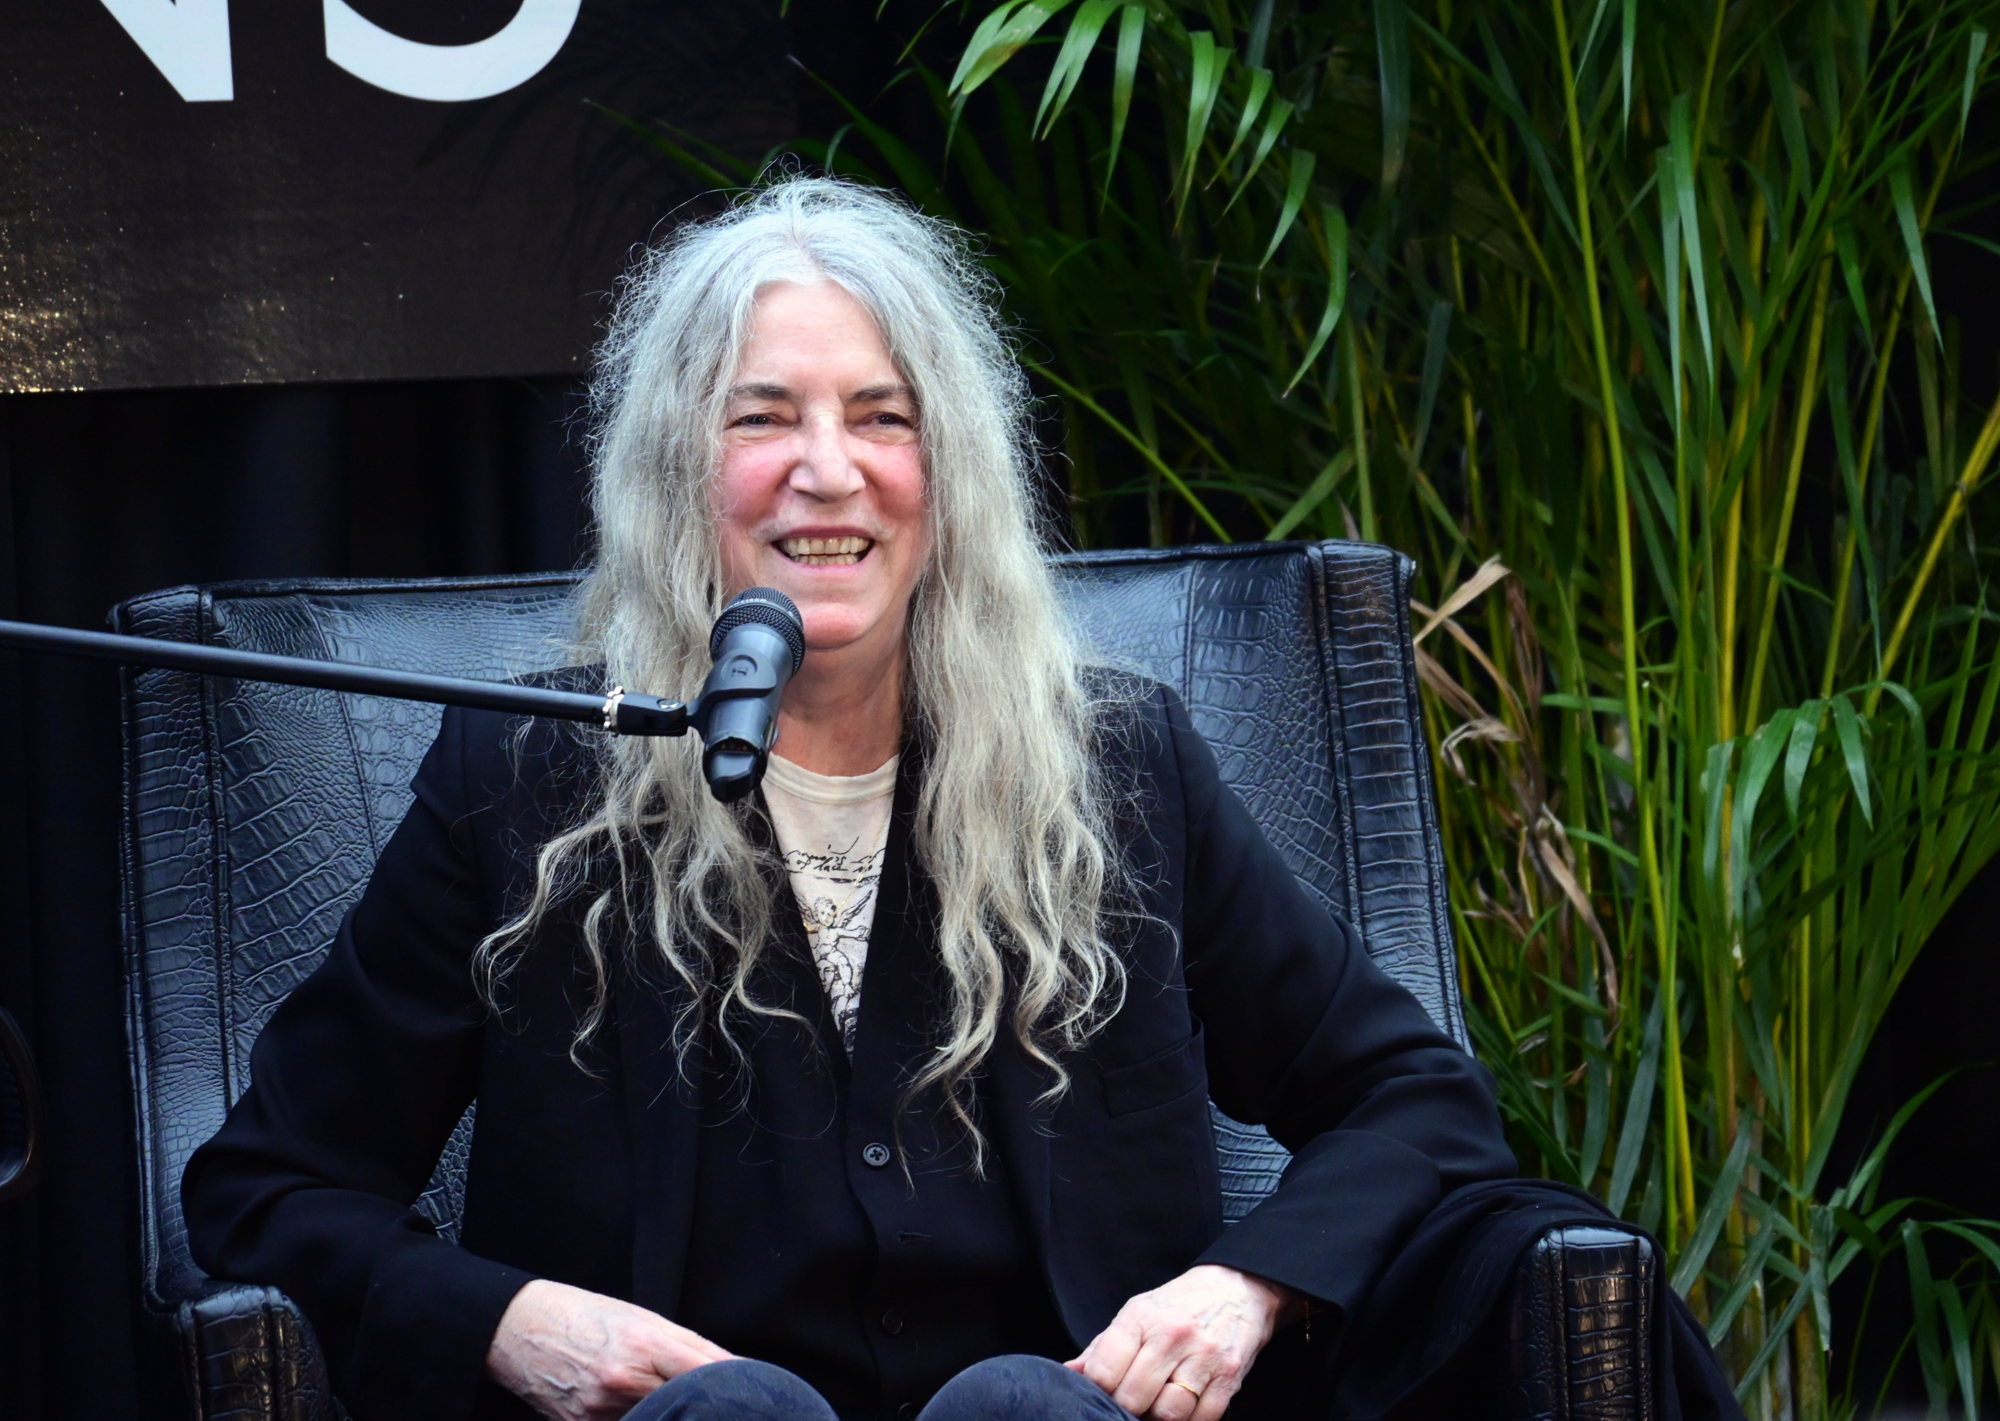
1100,1022,1207,1117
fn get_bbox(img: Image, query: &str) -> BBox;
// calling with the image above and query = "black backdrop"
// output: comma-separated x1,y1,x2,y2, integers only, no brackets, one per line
0,377,593,1418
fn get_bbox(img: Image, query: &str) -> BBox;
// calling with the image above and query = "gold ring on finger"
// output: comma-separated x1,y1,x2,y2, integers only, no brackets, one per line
1168,1380,1203,1400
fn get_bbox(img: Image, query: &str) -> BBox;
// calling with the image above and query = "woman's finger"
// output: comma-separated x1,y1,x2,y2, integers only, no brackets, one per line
1112,1331,1190,1417
1186,1371,1240,1421
1145,1371,1207,1421
1075,1318,1145,1398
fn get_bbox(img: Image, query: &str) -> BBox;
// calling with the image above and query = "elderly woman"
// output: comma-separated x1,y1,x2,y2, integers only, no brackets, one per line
184,180,1733,1421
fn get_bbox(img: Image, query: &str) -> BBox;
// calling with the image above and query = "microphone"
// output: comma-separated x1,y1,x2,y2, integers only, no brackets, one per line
689,587,805,802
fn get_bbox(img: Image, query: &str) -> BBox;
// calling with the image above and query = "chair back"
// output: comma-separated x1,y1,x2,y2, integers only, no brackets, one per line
117,541,1462,1316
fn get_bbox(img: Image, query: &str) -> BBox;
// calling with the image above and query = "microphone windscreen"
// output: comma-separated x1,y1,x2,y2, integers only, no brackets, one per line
709,588,805,672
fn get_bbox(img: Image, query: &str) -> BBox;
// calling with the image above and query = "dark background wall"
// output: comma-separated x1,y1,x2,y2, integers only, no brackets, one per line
0,378,593,1418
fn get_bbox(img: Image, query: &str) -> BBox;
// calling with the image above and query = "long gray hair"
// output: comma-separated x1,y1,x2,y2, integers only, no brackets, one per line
477,178,1131,1140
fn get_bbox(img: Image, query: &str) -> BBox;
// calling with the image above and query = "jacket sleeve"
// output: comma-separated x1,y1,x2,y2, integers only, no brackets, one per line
181,705,537,1421
1157,688,1518,1318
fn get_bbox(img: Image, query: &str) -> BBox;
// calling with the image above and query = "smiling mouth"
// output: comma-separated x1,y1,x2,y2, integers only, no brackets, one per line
778,535,874,567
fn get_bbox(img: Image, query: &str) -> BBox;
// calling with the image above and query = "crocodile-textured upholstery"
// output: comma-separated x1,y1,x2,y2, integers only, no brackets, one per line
0,1006,41,1203
1508,1227,1657,1421
116,543,1650,1418
178,1285,345,1421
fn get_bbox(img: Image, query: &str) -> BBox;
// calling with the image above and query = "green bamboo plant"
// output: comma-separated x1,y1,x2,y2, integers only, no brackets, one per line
634,0,2000,1410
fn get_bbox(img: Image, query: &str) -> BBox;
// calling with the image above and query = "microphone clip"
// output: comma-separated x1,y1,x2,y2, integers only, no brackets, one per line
600,687,691,737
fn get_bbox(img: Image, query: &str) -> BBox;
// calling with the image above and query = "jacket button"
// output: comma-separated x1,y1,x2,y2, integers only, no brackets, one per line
881,1308,905,1335
862,1142,892,1168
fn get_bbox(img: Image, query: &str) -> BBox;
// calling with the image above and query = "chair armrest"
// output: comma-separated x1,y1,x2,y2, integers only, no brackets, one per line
176,1282,346,1421
1508,1225,1656,1421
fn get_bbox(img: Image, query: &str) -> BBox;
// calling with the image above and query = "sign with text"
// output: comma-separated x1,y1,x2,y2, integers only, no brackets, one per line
0,0,792,391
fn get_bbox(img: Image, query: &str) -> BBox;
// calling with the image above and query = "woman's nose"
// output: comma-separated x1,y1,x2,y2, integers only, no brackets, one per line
789,412,866,501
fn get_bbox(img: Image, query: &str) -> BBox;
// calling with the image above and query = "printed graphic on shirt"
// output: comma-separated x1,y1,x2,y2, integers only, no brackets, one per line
760,753,898,1057
784,839,887,1052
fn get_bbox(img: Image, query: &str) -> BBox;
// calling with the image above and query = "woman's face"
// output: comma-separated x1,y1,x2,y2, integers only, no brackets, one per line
713,280,930,665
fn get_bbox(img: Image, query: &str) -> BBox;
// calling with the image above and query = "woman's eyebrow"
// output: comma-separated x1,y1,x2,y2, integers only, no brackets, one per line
848,383,917,403
726,382,793,401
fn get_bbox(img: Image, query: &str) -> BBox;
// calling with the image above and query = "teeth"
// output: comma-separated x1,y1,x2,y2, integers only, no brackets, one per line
779,535,872,566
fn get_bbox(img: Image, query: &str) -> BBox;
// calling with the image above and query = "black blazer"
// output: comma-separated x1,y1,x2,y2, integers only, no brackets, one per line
183,680,1515,1421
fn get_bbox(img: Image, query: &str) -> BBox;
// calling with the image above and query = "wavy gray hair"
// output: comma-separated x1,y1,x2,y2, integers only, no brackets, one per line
477,178,1131,1144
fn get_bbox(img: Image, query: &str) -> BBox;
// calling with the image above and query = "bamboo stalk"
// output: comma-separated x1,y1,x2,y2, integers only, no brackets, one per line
1549,0,1693,1237
1817,154,1954,698
1871,389,2000,704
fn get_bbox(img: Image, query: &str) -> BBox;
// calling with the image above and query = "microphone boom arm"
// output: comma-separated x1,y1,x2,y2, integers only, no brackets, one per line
0,617,691,737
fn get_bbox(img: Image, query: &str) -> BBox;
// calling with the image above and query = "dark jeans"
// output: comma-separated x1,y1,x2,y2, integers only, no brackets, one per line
625,1355,1132,1421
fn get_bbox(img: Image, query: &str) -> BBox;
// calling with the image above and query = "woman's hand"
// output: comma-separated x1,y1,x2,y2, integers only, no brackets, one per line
486,1278,735,1421
1067,1264,1301,1421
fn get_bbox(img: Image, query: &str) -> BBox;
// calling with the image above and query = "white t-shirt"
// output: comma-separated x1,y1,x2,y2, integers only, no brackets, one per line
760,752,899,1055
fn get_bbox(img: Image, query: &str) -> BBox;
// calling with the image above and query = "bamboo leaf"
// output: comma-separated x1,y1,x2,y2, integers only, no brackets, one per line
1413,555,1509,644
1668,94,1716,394
1414,14,1580,248
1834,220,1874,346
1903,1220,1952,1417
1809,1204,1836,1353
1246,0,1273,68
1832,694,1874,826
1658,144,1684,430
1672,1120,1756,1296
1731,712,1792,924
951,1,1072,99
1703,740,1739,893
1575,0,1615,80
1706,1207,1786,1343
1891,159,1943,346
1282,204,1348,396
1102,4,1146,203
1761,34,1811,199
1259,150,1317,269
1411,300,1454,464
949,2,1025,95
1219,66,1274,169
591,108,749,188
796,65,955,215
1828,1073,1959,1215
1784,701,1823,822
1964,27,1990,142
1733,1285,1814,1398
1174,31,1227,219
1605,993,1662,1215
1620,0,1636,130
1375,0,1410,192
1932,1220,2000,1280
1937,1276,1978,1421
1266,449,1354,540
1220,95,1295,216
1034,0,1122,138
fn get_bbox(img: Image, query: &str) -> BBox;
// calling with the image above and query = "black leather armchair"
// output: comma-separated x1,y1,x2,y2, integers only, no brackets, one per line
0,1007,40,1204
117,542,1653,1420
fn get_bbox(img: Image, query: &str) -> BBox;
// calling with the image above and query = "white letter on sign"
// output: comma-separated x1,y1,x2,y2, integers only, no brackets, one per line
324,0,581,102
100,0,234,102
